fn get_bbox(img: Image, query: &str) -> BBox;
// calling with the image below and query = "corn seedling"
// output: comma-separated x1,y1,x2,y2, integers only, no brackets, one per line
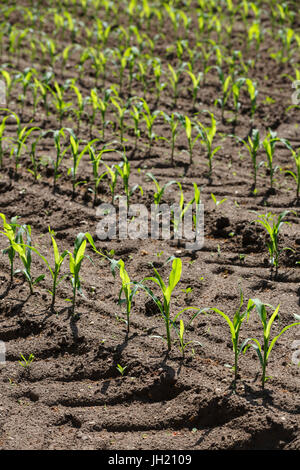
196,111,221,180
0,213,24,284
116,153,143,207
90,48,108,87
146,172,178,206
10,118,40,175
211,193,227,210
247,21,262,58
7,223,45,294
280,140,300,201
46,128,72,192
214,67,231,123
253,210,294,279
34,71,53,116
152,58,166,104
117,259,140,335
0,69,18,107
88,144,114,206
49,80,72,126
19,353,35,370
69,134,98,198
116,364,127,376
175,319,202,358
231,78,245,124
160,111,179,166
69,81,87,132
98,88,114,140
172,182,195,243
178,115,200,165
16,67,36,117
137,257,200,351
29,229,68,311
102,161,119,204
236,128,261,194
262,130,280,191
27,133,44,181
111,97,128,144
141,99,159,153
0,111,16,168
130,101,143,149
67,233,89,316
209,289,255,390
242,299,300,389
187,70,202,109
245,78,258,126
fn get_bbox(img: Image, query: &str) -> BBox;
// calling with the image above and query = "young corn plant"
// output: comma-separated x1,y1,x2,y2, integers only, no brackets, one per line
27,133,44,181
168,64,183,108
236,128,261,194
111,97,128,144
116,364,127,376
129,101,143,149
178,115,200,165
209,289,255,390
19,353,35,370
0,213,25,284
98,88,114,140
231,78,245,125
211,193,227,210
117,259,139,335
16,68,36,117
88,88,100,137
196,111,221,180
29,229,69,312
90,48,107,87
214,67,232,123
160,111,179,166
280,140,300,201
102,161,119,204
136,60,150,99
116,154,143,207
34,72,53,116
146,172,178,206
172,182,195,244
70,81,87,132
245,78,258,127
88,144,114,206
10,120,40,175
7,224,45,295
49,80,72,126
45,128,72,192
262,130,280,192
0,70,18,107
187,70,202,109
175,319,202,359
68,134,98,198
242,299,300,389
137,257,199,351
141,99,159,154
67,233,89,317
253,210,293,280
0,111,17,168
152,58,166,104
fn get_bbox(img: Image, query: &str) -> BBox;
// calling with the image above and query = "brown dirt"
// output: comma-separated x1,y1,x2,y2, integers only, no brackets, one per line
0,0,299,451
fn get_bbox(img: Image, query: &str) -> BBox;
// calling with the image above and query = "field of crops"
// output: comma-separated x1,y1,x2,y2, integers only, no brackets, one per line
0,0,299,451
